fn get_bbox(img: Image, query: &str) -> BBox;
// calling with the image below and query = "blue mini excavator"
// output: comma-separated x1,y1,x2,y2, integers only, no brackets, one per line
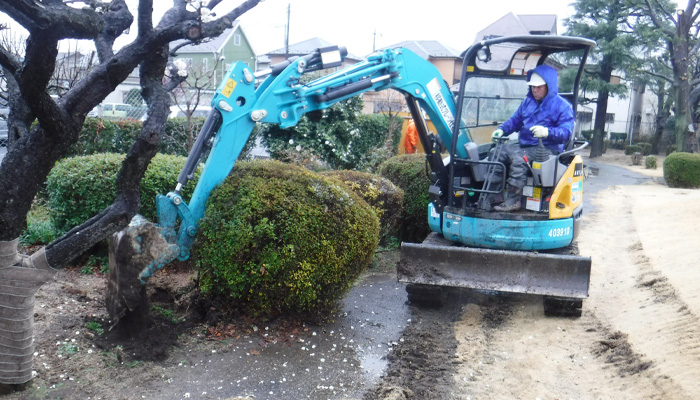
108,35,596,320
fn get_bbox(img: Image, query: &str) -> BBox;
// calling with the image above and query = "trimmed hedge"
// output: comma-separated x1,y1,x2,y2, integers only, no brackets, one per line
378,154,432,243
663,152,700,188
625,142,652,156
68,117,204,157
195,160,379,318
624,144,642,155
637,142,652,156
46,153,200,234
320,170,404,247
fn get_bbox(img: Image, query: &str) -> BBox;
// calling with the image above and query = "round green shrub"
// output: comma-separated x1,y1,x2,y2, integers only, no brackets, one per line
637,142,652,156
645,155,657,169
378,154,431,243
320,170,404,247
663,152,700,188
195,160,379,318
625,144,642,155
46,153,199,234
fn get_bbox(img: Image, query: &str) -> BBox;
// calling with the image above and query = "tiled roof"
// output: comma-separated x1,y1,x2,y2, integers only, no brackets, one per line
382,40,462,59
267,37,361,60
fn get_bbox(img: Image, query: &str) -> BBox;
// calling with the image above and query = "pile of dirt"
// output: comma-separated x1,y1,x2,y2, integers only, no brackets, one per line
593,329,653,376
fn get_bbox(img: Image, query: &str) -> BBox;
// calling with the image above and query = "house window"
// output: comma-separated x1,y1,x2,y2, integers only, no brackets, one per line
234,34,241,46
202,58,208,72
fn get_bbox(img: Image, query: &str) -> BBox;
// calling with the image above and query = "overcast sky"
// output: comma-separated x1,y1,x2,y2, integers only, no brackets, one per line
236,0,576,56
3,1,577,57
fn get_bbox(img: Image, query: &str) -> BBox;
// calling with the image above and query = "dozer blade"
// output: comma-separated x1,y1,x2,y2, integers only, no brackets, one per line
398,233,590,299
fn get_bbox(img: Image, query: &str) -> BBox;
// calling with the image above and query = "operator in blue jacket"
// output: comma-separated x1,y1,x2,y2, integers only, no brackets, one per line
489,64,574,212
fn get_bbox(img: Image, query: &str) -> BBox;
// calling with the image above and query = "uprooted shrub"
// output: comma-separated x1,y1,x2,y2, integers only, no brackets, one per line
378,154,432,243
194,160,380,318
320,170,404,247
663,152,700,188
46,153,200,234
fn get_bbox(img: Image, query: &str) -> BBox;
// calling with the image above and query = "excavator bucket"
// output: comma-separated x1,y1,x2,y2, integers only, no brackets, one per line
398,233,591,313
106,215,179,328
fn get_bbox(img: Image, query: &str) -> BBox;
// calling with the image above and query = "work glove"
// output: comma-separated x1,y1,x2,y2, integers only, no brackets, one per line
491,128,504,142
530,125,549,138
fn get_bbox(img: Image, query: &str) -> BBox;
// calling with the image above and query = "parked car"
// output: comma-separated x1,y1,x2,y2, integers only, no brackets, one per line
102,103,130,119
169,105,212,119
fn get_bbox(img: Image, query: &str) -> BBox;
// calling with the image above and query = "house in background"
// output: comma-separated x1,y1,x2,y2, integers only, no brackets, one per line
363,40,462,115
474,12,558,41
257,37,362,73
171,21,257,88
103,20,256,117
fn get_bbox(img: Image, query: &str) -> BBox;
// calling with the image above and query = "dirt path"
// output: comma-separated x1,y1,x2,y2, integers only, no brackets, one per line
368,150,700,399
449,179,700,399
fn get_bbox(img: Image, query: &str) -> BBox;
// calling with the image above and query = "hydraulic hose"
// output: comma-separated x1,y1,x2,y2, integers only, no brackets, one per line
176,108,223,190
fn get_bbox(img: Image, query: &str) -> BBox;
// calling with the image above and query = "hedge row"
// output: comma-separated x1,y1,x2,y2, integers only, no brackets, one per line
46,153,200,234
68,117,205,157
625,142,652,156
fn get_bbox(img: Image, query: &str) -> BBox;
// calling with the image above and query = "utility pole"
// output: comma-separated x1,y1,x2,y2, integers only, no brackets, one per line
284,3,290,57
372,28,381,53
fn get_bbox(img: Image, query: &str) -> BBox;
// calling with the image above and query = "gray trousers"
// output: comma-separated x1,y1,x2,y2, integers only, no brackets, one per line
490,143,556,190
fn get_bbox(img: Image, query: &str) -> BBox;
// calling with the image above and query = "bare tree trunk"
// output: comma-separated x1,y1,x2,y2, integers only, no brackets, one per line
670,7,699,153
653,82,672,155
589,63,613,159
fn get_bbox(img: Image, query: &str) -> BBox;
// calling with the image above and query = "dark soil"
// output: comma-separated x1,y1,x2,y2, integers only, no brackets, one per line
363,292,464,400
593,329,653,377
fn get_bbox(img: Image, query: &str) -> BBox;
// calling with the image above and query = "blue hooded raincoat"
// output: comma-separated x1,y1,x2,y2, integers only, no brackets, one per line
499,64,574,153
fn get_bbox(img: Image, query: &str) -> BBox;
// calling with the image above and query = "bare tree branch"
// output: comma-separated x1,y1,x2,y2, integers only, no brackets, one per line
645,0,676,37
95,0,133,62
137,0,154,38
0,0,103,40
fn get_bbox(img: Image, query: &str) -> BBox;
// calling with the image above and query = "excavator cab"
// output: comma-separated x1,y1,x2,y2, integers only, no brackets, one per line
400,36,595,316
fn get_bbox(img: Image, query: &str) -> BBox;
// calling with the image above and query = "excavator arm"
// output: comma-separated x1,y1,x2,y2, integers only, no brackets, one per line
137,46,463,281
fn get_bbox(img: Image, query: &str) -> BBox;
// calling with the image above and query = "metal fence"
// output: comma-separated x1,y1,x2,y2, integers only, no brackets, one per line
0,119,7,149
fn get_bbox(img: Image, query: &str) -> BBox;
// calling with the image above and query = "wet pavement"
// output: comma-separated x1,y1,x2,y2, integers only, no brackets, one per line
121,266,410,399
581,155,660,212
